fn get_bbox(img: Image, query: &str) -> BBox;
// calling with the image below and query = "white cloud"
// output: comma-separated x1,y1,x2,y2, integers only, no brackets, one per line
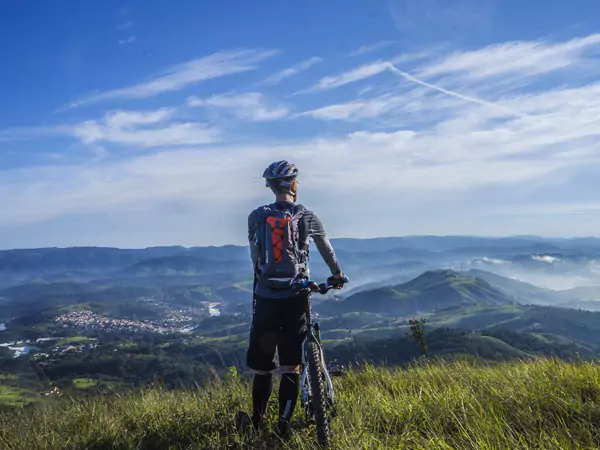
300,96,400,121
104,109,174,128
304,61,390,92
0,124,590,227
2,113,600,246
7,33,600,246
66,49,278,108
187,92,289,121
118,36,136,45
262,57,322,85
300,54,428,93
532,255,561,264
387,64,527,118
419,34,600,81
70,108,221,147
348,41,397,57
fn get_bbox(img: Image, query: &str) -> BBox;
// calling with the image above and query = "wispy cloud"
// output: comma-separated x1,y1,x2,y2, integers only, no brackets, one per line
348,41,397,57
301,33,600,124
70,108,221,147
116,20,135,30
187,92,289,121
118,36,136,45
303,61,390,93
7,33,600,245
0,124,589,245
387,64,527,118
299,96,399,121
65,49,278,109
418,33,600,81
262,56,322,85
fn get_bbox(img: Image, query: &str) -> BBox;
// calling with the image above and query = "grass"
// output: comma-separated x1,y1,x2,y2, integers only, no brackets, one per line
3,358,600,449
117,341,138,350
0,375,19,381
56,336,92,346
0,385,39,408
72,378,98,389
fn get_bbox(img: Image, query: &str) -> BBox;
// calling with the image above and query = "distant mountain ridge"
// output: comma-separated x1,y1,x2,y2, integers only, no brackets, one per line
466,269,552,305
4,235,600,273
0,245,249,273
125,255,249,276
322,269,513,315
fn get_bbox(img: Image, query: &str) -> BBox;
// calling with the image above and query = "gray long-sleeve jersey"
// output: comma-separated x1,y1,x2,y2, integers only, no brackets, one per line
248,201,342,299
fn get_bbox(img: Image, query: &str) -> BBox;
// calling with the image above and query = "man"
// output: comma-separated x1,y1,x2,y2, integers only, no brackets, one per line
240,160,346,437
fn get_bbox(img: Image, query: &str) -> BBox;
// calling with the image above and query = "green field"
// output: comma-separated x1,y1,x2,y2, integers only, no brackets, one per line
56,336,92,346
72,378,98,389
0,385,39,408
3,358,600,449
0,375,19,381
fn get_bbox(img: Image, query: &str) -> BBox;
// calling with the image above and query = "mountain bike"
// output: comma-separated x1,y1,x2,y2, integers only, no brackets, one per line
293,276,349,448
236,276,348,447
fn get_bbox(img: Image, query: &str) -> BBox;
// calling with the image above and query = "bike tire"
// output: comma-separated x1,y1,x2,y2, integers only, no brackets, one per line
307,340,331,447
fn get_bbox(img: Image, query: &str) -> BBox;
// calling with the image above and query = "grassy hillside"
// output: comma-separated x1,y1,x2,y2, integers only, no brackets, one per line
3,358,600,449
467,269,553,305
328,270,513,315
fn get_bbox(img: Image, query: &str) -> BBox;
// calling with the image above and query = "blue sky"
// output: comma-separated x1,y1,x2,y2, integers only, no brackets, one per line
2,0,600,248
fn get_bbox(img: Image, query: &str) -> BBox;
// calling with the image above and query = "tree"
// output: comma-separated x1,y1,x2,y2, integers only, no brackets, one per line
407,318,428,356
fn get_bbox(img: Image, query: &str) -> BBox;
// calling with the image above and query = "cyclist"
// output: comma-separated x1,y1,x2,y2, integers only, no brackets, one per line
241,160,346,437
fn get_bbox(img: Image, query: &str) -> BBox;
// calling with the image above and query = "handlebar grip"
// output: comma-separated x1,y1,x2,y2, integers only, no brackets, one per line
327,274,350,286
297,280,319,292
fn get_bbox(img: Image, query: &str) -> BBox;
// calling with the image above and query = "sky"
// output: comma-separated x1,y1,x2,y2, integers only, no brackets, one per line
2,0,600,249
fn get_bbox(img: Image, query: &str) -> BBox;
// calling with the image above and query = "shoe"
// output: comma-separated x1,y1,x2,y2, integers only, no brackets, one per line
235,410,251,435
278,418,291,439
252,413,265,433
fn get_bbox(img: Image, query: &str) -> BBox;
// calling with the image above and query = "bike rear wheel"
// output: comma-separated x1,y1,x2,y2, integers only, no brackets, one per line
307,340,331,447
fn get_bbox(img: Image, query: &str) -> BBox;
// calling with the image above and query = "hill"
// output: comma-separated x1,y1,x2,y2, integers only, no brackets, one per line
2,359,600,449
0,246,249,274
327,327,595,364
552,285,600,304
123,256,249,276
431,304,600,348
324,270,513,315
466,269,553,305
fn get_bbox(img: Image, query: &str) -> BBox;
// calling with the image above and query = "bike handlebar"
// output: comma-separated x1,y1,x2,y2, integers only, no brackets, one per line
293,276,350,295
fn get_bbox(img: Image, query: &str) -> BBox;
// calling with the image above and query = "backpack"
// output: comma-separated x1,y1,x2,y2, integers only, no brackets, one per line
255,204,309,290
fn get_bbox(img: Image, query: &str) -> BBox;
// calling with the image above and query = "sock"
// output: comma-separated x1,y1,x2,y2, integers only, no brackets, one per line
252,373,272,428
278,372,300,422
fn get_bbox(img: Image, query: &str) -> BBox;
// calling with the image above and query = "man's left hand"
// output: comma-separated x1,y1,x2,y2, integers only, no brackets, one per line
328,272,347,290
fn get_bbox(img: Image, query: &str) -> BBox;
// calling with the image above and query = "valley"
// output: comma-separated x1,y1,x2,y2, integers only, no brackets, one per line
3,235,600,409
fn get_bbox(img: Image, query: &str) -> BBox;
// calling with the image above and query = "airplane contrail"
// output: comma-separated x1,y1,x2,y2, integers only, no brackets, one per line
386,63,530,119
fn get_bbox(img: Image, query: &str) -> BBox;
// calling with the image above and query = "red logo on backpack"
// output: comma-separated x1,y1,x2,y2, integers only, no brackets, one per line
266,216,291,264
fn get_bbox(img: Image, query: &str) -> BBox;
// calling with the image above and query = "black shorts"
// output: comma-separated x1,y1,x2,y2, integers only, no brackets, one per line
246,293,310,372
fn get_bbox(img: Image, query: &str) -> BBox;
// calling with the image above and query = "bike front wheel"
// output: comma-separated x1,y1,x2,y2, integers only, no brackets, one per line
307,340,331,447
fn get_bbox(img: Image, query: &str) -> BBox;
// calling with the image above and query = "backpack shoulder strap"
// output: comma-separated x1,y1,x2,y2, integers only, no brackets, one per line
291,204,307,218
